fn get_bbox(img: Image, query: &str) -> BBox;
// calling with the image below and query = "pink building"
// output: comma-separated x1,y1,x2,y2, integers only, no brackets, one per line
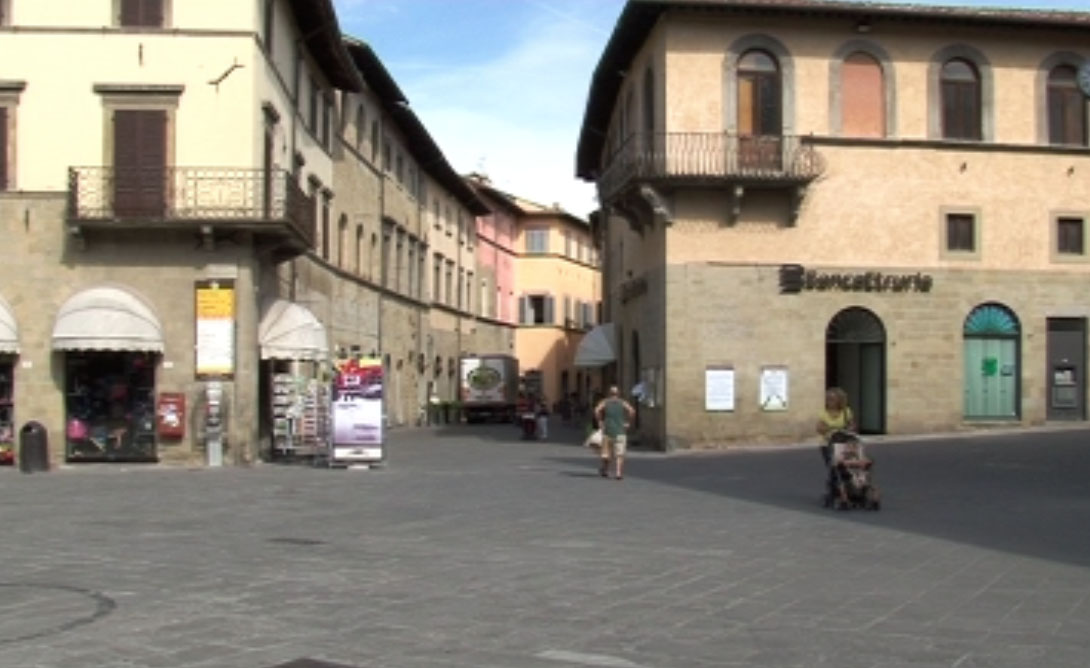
468,174,517,326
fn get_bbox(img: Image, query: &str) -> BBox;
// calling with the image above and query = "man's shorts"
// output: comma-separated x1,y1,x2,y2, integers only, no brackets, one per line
603,433,627,456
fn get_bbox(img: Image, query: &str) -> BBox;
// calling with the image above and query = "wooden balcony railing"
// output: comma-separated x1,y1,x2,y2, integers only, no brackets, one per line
597,132,824,202
67,166,316,248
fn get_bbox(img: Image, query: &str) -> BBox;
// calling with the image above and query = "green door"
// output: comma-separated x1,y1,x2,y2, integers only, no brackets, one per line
963,304,1020,420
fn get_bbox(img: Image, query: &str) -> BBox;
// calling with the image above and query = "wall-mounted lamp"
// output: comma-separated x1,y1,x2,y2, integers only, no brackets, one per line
855,20,872,34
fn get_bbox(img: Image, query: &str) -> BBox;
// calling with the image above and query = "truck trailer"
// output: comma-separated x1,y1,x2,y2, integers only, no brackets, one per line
459,355,519,423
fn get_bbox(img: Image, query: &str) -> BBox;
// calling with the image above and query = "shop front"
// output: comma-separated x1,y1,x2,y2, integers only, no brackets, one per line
52,287,164,463
0,296,18,465
257,299,331,460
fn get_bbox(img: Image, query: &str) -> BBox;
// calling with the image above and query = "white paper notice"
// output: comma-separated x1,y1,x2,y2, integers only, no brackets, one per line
705,368,735,411
759,367,788,411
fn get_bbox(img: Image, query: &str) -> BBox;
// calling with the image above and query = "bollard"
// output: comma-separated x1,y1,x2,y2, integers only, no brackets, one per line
18,421,49,473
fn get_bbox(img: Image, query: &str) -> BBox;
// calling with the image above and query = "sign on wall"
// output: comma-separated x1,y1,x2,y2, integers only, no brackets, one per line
195,279,235,379
705,366,735,411
759,366,788,411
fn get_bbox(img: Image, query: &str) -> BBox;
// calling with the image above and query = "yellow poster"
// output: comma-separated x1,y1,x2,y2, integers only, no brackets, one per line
195,280,235,378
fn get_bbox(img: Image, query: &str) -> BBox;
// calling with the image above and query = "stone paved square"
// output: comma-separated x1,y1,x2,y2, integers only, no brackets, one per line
0,423,1087,668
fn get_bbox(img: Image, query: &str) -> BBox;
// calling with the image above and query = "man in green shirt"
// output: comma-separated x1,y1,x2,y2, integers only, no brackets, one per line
594,385,636,480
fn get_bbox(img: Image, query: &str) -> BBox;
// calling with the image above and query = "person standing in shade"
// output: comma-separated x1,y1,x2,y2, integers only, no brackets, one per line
595,385,636,480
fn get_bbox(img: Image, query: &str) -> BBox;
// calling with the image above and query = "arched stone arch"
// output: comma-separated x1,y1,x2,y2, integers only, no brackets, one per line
828,40,898,138
1035,51,1088,145
723,34,796,136
928,43,994,141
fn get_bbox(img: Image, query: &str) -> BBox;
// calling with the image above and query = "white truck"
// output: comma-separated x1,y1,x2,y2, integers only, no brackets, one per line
459,355,519,423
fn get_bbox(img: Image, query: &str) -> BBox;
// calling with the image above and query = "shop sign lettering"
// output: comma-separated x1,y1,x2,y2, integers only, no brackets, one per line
779,264,933,295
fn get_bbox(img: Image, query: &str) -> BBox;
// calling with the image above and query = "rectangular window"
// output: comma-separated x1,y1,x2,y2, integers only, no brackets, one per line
522,295,554,325
321,93,332,149
433,200,441,229
380,230,391,288
564,231,572,257
1057,217,1085,255
526,229,549,254
942,81,981,141
262,0,274,53
308,77,319,134
946,213,975,252
0,107,8,191
120,0,164,27
433,256,442,303
445,261,454,306
466,272,474,314
395,232,404,292
320,193,331,259
382,140,391,172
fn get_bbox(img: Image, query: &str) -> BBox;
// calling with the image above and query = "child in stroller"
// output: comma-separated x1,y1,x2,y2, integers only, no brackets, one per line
822,430,880,511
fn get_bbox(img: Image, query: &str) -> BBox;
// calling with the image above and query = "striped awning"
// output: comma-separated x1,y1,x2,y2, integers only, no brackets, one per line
52,287,164,352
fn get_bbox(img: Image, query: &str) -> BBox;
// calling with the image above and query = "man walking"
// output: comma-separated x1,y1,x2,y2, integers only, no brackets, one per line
594,385,636,480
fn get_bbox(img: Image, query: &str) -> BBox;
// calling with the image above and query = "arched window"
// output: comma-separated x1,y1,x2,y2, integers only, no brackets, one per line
941,59,981,140
840,52,885,138
737,50,781,137
1047,65,1087,146
337,214,348,267
963,303,1020,419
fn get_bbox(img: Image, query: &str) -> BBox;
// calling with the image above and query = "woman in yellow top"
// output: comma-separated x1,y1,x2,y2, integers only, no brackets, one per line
816,387,855,438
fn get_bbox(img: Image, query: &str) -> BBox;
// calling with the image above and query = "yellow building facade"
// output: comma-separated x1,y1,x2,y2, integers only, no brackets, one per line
577,0,1090,449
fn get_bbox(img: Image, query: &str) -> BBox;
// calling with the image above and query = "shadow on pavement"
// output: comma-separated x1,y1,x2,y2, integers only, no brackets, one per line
548,428,1090,568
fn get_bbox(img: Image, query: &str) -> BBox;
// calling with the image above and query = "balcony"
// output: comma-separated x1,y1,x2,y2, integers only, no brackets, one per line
67,167,316,253
596,132,825,225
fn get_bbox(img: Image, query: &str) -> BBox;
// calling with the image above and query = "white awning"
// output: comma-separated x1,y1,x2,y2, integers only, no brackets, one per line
259,299,329,361
574,323,616,368
0,295,18,354
52,287,164,352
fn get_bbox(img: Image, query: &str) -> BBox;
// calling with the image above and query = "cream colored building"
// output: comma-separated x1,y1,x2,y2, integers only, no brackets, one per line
0,0,511,467
577,0,1090,449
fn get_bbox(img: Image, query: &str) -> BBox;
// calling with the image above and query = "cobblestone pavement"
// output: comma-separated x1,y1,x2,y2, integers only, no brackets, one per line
0,422,1088,668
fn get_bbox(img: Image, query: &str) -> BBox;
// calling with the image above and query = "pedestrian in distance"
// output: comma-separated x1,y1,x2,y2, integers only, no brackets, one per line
594,385,636,480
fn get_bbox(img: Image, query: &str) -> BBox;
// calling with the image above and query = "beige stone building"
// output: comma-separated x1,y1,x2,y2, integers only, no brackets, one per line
0,0,510,468
577,0,1090,449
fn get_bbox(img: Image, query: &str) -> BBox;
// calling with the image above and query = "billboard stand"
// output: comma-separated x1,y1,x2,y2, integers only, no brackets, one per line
329,356,385,467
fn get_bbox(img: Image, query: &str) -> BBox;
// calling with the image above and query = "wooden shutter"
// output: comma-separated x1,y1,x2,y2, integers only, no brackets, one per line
0,107,7,191
113,109,167,218
121,0,163,27
544,296,555,325
518,296,527,324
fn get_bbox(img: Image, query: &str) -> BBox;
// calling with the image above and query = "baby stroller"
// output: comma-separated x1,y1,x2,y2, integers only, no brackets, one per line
821,430,880,511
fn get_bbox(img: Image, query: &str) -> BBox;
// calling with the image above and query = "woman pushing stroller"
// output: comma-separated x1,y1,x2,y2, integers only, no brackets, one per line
816,388,881,510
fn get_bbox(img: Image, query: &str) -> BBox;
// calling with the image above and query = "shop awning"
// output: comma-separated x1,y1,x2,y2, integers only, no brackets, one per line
259,299,329,361
52,287,164,352
574,323,616,368
0,296,18,354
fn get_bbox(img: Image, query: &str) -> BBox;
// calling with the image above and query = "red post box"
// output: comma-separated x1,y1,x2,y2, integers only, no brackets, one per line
157,392,186,439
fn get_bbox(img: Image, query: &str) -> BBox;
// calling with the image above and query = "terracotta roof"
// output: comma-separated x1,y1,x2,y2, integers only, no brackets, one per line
575,0,1090,178
466,176,588,226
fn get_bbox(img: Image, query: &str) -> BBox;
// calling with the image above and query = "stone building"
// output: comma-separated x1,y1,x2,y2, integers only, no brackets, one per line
576,0,1090,450
0,0,512,467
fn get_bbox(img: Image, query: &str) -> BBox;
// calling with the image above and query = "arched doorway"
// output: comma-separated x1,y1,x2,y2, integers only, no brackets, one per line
826,307,886,434
963,303,1020,419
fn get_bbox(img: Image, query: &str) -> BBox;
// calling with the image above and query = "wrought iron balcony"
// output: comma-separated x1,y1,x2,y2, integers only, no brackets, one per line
67,166,316,251
596,132,824,203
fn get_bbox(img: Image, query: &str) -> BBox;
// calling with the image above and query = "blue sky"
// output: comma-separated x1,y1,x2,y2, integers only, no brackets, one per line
331,0,1087,218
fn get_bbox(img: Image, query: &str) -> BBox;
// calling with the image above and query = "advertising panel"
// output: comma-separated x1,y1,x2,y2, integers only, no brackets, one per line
195,280,235,379
331,356,384,464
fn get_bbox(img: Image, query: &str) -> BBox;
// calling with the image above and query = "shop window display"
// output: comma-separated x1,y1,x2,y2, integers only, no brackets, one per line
0,363,12,465
66,352,157,462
